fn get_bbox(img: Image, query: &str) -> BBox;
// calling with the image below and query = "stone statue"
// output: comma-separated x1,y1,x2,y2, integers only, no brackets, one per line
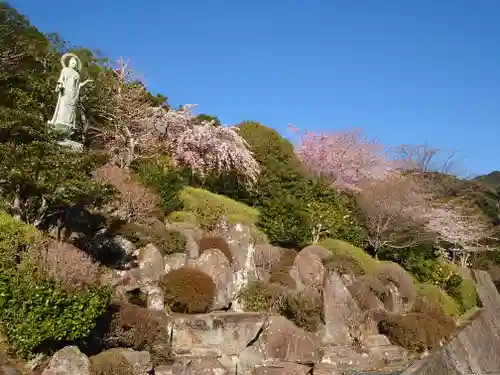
48,53,93,137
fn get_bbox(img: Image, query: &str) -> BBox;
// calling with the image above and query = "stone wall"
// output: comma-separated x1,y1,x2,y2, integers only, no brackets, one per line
400,270,500,375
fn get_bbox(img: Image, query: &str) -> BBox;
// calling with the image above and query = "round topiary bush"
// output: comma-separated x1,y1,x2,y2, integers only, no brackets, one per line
379,311,455,352
324,253,365,277
161,267,215,313
90,349,135,375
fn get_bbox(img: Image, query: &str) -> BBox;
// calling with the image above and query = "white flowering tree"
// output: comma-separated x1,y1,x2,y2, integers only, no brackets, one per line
425,202,495,268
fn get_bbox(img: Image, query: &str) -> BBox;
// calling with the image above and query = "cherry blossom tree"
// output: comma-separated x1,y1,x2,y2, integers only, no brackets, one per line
86,58,259,185
291,125,390,191
357,174,430,257
425,203,495,268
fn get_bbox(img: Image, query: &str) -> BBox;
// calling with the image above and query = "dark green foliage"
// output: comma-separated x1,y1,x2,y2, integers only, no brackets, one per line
132,158,184,215
110,220,186,256
0,270,110,357
378,244,440,284
191,114,221,126
161,267,215,313
258,197,312,249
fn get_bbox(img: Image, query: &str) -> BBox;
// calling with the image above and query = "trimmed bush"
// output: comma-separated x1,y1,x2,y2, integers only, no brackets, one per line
238,281,323,331
90,349,134,375
319,239,377,274
166,210,199,226
161,267,215,313
0,214,111,357
33,240,102,290
280,291,324,332
415,283,460,317
258,196,312,249
179,187,259,230
269,249,298,288
114,220,186,256
0,270,110,357
379,311,455,352
238,281,284,312
105,303,168,351
324,253,365,277
0,211,42,269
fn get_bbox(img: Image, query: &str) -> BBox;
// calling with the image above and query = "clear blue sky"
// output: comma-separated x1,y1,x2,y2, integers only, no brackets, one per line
9,0,500,176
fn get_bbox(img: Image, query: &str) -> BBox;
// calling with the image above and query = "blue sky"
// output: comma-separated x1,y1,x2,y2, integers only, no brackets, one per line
9,0,500,176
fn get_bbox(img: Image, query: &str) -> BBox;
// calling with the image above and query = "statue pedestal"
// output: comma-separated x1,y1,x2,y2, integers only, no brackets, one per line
58,139,83,153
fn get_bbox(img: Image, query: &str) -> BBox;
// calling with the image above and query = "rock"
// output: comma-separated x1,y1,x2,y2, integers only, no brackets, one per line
143,284,164,311
155,358,230,375
300,245,332,261
1,365,20,375
194,248,233,310
138,244,164,282
113,235,136,255
231,241,258,312
170,312,266,358
42,346,90,375
321,345,379,373
164,253,187,274
290,250,325,290
364,334,391,347
368,345,406,365
239,315,320,370
256,267,271,282
383,283,404,313
322,271,359,345
312,363,341,375
215,219,253,271
254,362,311,375
254,244,284,270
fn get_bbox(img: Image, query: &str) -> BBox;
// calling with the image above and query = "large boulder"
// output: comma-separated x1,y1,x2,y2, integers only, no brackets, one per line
239,315,320,370
138,244,164,282
164,253,187,275
194,248,233,310
169,312,319,374
42,346,90,375
289,250,325,291
322,271,360,345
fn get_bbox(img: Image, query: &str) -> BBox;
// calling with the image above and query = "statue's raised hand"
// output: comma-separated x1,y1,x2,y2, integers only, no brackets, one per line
80,79,94,88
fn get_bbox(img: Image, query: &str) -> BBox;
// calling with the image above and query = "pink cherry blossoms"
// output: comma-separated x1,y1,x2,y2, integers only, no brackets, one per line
142,105,260,185
291,126,390,191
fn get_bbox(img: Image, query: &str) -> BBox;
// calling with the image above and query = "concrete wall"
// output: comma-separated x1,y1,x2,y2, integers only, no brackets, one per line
401,270,500,375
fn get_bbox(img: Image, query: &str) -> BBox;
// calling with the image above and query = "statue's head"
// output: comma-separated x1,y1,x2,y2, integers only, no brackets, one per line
69,57,79,70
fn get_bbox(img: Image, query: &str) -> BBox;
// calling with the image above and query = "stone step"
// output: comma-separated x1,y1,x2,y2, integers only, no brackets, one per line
368,345,407,364
364,334,391,347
